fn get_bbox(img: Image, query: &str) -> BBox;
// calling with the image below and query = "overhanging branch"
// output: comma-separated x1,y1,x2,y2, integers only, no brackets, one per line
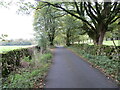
39,1,96,32
110,17,120,24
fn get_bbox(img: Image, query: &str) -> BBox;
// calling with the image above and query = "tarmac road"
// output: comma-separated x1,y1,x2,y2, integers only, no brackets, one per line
45,47,118,88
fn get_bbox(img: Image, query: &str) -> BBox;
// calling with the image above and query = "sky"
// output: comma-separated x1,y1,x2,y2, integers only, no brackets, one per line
0,0,107,40
0,0,35,40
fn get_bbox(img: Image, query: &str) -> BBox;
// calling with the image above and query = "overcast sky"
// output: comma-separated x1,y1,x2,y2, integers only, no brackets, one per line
0,0,35,40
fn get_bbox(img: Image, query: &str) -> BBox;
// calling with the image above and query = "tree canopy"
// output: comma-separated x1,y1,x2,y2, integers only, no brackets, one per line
34,1,120,45
8,0,120,46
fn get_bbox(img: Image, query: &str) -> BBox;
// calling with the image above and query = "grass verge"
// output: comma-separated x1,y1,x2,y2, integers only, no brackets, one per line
67,46,120,85
2,49,53,88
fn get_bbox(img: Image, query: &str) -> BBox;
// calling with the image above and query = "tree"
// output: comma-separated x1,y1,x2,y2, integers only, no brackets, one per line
105,20,120,41
36,1,120,45
33,5,60,46
35,31,48,53
33,8,48,50
62,15,82,46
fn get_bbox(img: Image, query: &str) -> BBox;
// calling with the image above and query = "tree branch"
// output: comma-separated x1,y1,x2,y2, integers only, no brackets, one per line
95,2,101,18
40,1,96,32
106,9,119,24
80,2,84,16
110,16,120,24
73,0,81,16
87,2,98,22
53,13,68,18
84,3,97,28
88,2,97,15
35,3,48,10
106,3,119,24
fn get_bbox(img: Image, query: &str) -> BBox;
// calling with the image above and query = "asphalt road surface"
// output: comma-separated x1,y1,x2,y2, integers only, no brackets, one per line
45,47,118,88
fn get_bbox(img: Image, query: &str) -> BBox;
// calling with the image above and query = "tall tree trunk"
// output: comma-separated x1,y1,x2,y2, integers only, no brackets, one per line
98,30,106,45
93,23,106,45
66,37,70,46
50,41,54,46
49,37,54,46
48,31,55,46
93,31,106,45
66,29,71,46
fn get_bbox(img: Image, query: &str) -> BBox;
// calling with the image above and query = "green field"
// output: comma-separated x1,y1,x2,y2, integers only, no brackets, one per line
88,40,119,46
103,40,119,46
0,45,36,53
0,40,119,53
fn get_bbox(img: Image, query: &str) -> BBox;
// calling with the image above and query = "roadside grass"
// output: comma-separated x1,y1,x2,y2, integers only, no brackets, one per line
2,49,53,88
68,46,120,85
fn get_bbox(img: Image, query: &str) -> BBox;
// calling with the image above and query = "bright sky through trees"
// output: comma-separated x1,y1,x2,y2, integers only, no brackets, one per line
0,0,34,40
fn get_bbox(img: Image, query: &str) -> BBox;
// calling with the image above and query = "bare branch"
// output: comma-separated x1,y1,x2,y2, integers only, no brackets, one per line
84,3,97,27
95,2,101,17
87,2,98,22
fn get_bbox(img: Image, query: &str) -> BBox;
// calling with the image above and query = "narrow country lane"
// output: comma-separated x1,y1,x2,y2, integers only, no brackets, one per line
45,47,118,88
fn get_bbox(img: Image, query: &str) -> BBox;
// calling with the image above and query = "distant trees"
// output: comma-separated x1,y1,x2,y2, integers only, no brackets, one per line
0,39,32,46
61,15,81,46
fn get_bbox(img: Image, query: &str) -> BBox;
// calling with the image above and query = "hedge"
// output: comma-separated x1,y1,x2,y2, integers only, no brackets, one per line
1,46,40,77
72,44,120,60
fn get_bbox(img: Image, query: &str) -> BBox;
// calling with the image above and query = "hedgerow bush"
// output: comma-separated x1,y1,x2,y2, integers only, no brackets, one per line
72,44,120,60
1,47,35,77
